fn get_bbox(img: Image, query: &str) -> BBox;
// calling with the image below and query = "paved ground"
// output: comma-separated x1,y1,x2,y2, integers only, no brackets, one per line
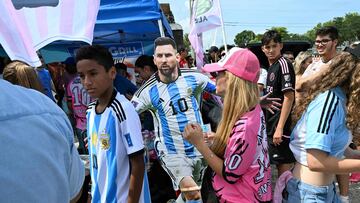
349,181,360,202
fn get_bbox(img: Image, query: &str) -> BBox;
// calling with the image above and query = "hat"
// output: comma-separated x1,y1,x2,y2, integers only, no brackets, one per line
203,47,260,83
208,46,219,53
63,57,75,65
344,45,360,58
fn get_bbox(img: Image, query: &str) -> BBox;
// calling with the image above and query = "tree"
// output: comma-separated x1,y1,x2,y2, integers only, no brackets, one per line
234,30,255,47
183,33,191,51
305,12,360,44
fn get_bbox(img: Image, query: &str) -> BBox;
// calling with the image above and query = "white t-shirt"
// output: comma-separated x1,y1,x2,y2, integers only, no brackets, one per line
302,59,331,77
257,68,268,87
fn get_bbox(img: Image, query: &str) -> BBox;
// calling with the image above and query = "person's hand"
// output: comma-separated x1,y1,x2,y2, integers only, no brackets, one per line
260,92,282,114
273,128,283,146
183,123,204,147
84,137,89,148
204,131,215,146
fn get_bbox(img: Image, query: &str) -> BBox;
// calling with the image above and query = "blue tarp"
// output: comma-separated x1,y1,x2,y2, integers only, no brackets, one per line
93,0,173,44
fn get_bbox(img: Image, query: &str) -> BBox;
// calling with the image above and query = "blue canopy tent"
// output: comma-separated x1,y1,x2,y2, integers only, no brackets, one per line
38,0,173,63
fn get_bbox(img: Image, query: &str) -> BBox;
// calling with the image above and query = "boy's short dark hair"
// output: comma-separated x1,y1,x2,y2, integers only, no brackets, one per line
154,37,177,51
135,55,157,72
261,30,282,45
75,45,114,71
315,26,339,40
177,47,186,53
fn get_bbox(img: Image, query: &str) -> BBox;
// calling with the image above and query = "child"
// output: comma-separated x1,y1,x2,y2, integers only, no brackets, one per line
76,45,150,203
261,30,296,176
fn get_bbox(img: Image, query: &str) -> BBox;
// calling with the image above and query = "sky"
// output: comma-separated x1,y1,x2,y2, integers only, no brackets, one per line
158,0,360,49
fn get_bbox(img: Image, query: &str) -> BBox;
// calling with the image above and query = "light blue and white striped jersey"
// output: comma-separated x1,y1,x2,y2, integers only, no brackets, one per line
290,87,352,166
87,90,151,203
131,69,216,158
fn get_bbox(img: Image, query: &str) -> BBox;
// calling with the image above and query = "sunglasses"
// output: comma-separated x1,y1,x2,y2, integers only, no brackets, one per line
210,70,225,78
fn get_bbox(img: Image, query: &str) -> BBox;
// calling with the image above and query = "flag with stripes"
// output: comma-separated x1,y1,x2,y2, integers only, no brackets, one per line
0,0,100,67
189,0,223,69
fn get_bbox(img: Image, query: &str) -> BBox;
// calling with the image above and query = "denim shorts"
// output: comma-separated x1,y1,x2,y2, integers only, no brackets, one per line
284,178,341,203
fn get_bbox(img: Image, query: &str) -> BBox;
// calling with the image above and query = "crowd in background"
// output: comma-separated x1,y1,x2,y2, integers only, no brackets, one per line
1,25,360,203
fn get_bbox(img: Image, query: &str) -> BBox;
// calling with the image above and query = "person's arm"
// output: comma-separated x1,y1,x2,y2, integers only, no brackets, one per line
259,92,281,114
295,63,330,92
307,149,360,173
128,150,145,203
183,123,224,176
273,91,294,145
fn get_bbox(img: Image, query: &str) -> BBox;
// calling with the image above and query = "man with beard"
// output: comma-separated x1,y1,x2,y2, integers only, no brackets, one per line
131,37,216,202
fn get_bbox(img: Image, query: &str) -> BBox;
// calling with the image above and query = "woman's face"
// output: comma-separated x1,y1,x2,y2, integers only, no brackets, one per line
302,57,313,69
215,71,227,97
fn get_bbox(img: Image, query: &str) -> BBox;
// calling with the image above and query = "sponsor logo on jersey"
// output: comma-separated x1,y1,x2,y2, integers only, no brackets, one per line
269,73,275,82
284,74,291,82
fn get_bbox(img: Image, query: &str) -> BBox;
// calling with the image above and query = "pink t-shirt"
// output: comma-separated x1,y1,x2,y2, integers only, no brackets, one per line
66,76,91,130
212,104,272,203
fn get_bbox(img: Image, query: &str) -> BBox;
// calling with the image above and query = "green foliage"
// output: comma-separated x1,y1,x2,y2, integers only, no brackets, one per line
183,33,191,51
305,12,360,44
233,12,360,45
234,30,255,46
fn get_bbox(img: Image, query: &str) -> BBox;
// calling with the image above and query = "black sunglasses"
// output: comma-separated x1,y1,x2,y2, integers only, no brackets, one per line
210,70,225,78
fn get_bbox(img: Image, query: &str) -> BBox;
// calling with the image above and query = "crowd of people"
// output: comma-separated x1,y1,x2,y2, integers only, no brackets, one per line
0,25,360,203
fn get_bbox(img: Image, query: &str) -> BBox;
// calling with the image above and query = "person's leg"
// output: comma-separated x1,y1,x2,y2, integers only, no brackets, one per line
179,176,201,202
158,154,202,202
277,163,294,177
336,174,349,203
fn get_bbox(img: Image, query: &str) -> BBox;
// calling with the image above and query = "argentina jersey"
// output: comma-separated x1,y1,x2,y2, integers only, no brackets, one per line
290,87,351,166
131,69,216,158
87,90,151,203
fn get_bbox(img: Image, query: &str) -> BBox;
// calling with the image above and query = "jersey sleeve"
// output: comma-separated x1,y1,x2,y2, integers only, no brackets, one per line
304,91,343,153
196,72,216,93
258,68,268,86
222,120,258,184
279,58,295,92
120,101,144,155
131,87,151,114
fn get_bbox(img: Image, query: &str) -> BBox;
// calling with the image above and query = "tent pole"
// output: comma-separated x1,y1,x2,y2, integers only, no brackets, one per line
158,19,165,37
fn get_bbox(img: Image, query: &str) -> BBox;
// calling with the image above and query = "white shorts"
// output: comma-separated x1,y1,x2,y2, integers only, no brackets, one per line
158,153,206,190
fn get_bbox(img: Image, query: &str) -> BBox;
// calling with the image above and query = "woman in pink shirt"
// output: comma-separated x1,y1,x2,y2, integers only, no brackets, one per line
183,48,272,203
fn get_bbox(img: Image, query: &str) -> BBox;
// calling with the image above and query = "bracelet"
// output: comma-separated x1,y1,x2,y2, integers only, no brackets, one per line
180,186,201,192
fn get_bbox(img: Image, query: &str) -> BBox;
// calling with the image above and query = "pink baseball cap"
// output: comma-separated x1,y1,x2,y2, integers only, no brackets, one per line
202,47,260,83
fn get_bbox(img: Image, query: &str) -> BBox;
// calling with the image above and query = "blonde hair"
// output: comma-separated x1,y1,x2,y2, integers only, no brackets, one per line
294,51,312,75
3,61,44,93
292,52,360,138
211,72,259,157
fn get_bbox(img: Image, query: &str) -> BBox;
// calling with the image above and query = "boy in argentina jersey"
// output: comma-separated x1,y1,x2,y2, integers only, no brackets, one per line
76,45,150,203
131,37,215,202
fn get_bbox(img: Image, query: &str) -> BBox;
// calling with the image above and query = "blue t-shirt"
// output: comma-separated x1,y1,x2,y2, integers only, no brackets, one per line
36,67,55,101
0,79,84,202
290,87,352,166
113,74,138,97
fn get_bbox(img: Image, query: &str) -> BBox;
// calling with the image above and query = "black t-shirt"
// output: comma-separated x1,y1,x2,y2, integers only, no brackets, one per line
265,57,295,137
